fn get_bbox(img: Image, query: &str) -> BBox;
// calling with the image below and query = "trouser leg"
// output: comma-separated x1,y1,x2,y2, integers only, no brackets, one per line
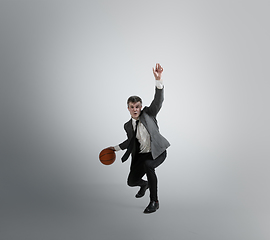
127,157,147,187
127,151,167,201
144,151,167,201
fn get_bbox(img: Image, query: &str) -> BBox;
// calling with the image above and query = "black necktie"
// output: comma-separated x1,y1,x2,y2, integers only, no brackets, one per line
121,120,139,162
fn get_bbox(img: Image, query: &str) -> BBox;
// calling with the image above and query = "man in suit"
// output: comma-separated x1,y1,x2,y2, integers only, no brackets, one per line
109,63,170,213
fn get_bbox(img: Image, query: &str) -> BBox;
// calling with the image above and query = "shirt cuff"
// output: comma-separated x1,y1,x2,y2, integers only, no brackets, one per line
156,79,164,89
114,145,121,151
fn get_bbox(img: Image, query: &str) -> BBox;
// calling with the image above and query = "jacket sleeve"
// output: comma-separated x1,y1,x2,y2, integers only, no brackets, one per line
119,139,129,150
118,121,133,150
146,87,164,117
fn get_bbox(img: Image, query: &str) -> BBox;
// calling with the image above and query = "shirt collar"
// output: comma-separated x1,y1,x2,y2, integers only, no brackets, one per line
131,118,139,129
132,117,139,122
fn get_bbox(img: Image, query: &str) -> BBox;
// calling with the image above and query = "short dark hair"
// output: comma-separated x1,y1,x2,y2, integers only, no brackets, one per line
127,95,142,106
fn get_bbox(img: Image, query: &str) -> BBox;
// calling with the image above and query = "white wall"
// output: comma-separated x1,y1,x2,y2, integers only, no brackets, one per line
1,0,269,238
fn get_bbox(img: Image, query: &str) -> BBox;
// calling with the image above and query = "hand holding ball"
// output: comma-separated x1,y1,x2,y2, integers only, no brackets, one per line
99,148,116,165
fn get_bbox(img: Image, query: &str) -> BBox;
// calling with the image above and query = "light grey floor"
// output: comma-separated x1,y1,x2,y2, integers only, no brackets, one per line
2,182,268,240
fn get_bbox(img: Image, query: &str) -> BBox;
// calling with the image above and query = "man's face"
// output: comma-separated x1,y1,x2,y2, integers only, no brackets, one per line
128,101,142,120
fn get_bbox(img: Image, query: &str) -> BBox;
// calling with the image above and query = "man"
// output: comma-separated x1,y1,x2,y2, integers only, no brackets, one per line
109,63,170,214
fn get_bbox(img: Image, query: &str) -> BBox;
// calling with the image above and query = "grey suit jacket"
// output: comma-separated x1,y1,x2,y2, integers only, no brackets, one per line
119,87,170,162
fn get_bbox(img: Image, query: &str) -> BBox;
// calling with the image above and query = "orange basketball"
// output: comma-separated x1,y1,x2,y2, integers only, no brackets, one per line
99,148,116,165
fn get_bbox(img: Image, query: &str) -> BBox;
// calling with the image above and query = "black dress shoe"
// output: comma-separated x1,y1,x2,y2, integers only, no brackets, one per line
135,184,149,198
143,201,159,213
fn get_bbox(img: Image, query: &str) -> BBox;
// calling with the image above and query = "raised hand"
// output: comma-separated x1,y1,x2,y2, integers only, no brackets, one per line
152,63,163,80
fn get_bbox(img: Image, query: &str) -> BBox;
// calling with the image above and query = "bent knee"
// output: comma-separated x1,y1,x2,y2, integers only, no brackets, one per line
127,178,136,187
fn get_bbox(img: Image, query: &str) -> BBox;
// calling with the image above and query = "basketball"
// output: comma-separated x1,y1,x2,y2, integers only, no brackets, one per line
99,148,116,165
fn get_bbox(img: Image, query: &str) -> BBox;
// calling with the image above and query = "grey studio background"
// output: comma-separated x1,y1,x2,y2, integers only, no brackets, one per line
1,0,269,239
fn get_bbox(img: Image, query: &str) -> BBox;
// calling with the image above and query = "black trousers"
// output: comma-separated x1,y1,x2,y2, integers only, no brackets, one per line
127,150,167,201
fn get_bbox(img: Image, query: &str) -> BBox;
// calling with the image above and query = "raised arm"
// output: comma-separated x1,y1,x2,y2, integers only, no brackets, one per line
144,63,164,116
